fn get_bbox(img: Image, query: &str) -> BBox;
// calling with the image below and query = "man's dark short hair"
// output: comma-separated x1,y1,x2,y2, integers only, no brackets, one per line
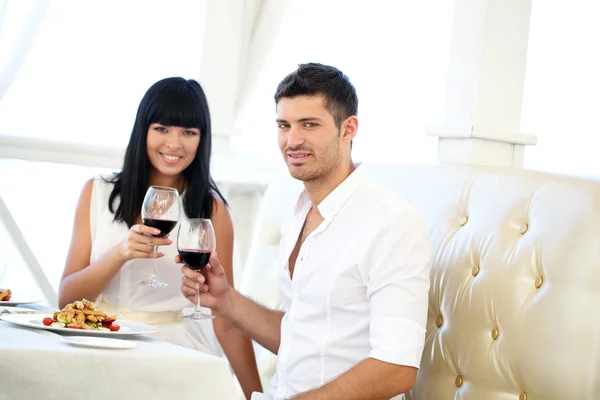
274,63,358,129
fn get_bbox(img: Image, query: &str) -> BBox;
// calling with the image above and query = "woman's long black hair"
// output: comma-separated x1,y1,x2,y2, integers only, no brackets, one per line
107,77,226,227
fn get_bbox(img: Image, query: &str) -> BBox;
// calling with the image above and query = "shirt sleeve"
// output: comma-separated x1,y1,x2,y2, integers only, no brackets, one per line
366,209,433,368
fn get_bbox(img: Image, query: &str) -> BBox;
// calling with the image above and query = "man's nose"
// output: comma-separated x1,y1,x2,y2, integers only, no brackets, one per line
286,127,304,148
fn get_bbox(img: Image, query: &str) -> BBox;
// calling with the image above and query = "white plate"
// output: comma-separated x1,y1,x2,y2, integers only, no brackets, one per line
0,313,159,336
62,336,137,349
0,296,42,306
0,306,40,314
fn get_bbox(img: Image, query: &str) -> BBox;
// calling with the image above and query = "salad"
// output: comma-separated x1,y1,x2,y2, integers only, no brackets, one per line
42,299,120,331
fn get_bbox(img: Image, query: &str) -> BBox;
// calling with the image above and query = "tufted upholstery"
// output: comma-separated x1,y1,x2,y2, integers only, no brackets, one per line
240,163,600,399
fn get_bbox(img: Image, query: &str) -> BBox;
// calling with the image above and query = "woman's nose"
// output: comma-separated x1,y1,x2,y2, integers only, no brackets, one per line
165,135,182,149
166,142,181,149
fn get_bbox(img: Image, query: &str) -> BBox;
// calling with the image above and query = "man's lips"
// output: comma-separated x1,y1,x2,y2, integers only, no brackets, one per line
286,152,311,165
287,152,311,158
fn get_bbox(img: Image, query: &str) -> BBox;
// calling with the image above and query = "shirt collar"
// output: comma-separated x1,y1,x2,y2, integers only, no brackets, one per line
293,163,367,220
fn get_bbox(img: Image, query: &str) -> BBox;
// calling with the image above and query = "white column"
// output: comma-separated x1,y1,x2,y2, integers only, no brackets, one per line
427,0,537,167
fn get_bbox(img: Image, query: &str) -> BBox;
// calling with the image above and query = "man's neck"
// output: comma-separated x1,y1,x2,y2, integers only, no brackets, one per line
304,160,356,207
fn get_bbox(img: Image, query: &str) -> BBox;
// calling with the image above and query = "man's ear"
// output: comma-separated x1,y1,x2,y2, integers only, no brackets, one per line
340,116,358,143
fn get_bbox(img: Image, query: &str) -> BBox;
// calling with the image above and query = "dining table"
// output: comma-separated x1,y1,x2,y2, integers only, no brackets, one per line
0,304,240,400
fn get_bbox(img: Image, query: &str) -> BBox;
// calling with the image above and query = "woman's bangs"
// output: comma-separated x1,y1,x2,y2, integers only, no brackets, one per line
148,86,205,130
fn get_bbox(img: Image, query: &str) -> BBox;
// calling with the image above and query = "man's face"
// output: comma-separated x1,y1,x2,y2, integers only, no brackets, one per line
276,95,345,182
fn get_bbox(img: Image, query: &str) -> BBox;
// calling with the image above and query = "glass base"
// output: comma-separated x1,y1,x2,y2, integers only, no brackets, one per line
181,311,215,320
135,276,168,288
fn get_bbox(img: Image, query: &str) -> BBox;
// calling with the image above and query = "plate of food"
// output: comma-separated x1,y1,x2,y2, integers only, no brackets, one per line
0,288,42,306
0,299,159,336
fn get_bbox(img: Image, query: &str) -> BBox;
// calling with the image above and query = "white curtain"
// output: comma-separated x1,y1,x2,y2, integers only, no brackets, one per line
0,0,49,102
234,0,292,120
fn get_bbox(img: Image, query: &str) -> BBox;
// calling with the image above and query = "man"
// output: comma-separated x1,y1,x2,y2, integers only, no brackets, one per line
179,63,432,399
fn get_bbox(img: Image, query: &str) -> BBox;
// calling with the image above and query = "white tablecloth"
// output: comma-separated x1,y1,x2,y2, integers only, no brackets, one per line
0,321,239,400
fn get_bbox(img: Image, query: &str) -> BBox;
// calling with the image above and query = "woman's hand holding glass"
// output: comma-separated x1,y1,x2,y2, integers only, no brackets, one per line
136,185,180,288
116,224,172,262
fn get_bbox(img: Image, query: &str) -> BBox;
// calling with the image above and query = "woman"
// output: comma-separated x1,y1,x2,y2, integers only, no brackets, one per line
59,77,262,398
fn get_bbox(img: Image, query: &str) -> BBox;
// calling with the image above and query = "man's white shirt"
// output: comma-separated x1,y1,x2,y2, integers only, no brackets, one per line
268,164,433,399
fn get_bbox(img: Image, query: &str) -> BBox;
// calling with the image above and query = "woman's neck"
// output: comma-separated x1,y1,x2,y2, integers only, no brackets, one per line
148,170,185,194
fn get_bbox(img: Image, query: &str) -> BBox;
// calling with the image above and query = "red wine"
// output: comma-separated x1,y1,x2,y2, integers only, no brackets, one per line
179,249,211,270
143,218,177,237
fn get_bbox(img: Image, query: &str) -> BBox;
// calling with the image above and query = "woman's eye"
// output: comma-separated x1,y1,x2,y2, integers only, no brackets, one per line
155,127,167,133
184,130,197,136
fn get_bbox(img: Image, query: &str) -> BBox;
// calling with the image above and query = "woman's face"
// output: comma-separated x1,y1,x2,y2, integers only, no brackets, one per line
146,123,200,176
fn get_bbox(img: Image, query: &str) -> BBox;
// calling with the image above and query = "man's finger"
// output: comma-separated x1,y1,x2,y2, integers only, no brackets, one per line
207,252,226,277
181,275,201,290
181,266,204,281
181,284,197,300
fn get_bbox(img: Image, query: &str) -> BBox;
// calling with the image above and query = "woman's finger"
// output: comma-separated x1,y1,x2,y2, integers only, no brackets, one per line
129,242,156,254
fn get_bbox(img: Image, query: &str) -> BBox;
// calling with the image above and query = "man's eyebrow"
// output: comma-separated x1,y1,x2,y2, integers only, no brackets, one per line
297,117,323,122
275,117,324,123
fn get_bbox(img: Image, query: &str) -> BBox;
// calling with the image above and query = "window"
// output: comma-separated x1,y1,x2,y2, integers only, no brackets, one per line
0,0,207,147
0,159,113,297
521,0,600,177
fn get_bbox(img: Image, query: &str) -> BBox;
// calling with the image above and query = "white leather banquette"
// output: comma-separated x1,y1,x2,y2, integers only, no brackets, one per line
239,163,600,399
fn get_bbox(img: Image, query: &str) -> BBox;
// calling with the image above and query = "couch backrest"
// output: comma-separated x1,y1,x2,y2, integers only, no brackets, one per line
241,163,600,399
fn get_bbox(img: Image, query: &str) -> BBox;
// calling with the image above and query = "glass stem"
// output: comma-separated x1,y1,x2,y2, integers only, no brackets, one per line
151,245,159,278
195,286,201,312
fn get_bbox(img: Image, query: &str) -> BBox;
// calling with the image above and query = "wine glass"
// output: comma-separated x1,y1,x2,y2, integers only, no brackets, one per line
178,218,216,320
135,186,180,288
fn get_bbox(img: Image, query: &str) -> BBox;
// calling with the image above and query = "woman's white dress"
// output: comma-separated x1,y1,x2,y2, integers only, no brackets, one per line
89,174,223,355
